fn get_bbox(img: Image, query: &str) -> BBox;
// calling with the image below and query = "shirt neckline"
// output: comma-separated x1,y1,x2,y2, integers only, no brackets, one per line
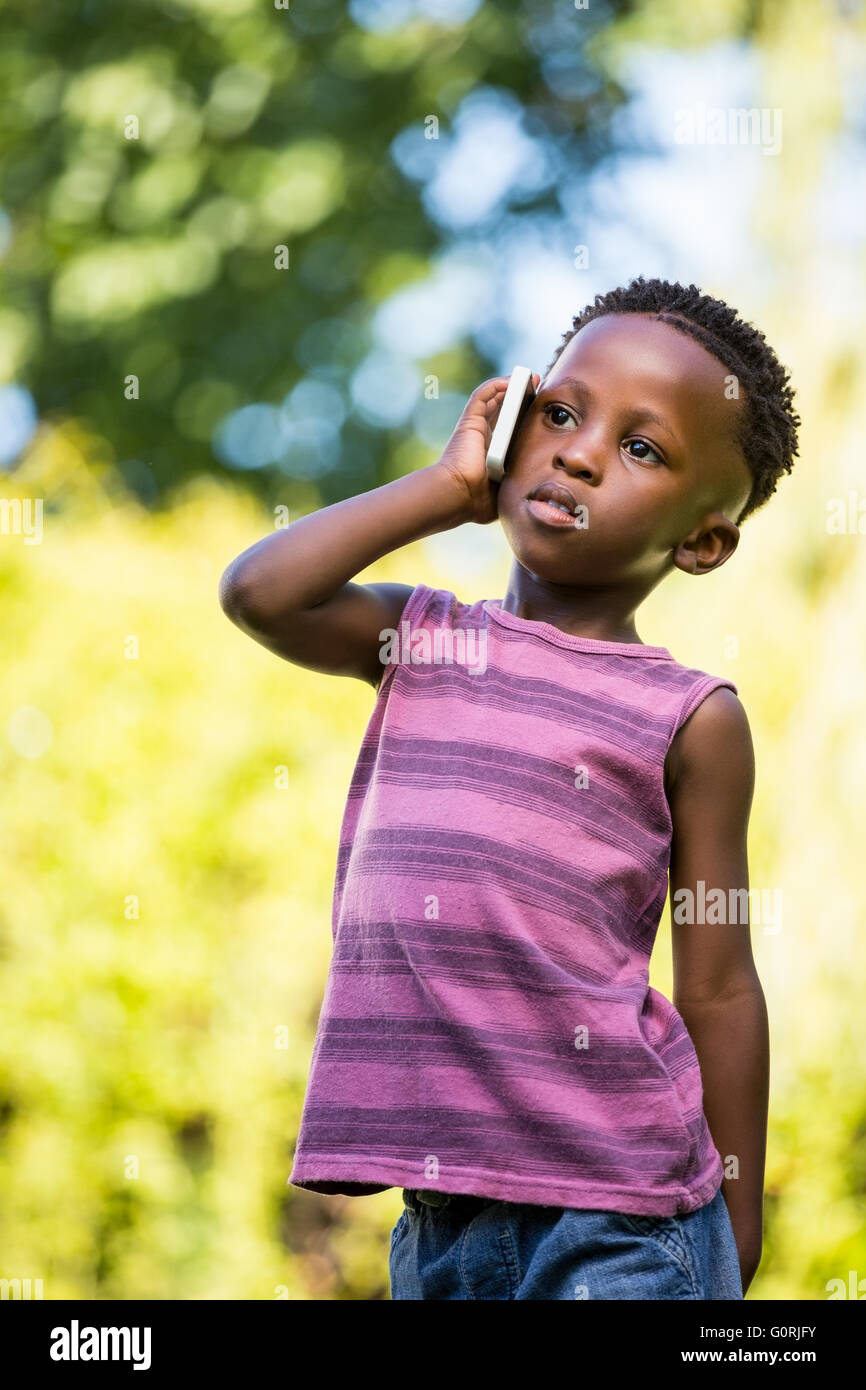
482,599,674,659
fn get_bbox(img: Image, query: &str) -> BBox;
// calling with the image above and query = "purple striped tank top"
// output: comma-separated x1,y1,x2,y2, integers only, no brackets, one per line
288,584,737,1215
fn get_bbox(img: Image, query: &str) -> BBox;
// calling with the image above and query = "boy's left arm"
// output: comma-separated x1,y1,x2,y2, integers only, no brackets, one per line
665,686,769,1296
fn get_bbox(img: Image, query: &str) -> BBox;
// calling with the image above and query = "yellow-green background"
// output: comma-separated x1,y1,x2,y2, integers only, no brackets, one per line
1,0,864,1299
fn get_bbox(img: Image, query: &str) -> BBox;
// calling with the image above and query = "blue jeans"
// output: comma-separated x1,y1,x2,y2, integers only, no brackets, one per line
389,1186,743,1300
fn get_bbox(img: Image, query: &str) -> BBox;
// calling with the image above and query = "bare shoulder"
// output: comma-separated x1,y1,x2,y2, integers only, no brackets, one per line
665,685,755,801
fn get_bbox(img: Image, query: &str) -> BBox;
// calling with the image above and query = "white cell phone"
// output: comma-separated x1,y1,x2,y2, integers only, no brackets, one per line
485,366,535,481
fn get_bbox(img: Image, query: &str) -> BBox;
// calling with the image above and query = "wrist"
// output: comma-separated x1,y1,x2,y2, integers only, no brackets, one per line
428,459,476,528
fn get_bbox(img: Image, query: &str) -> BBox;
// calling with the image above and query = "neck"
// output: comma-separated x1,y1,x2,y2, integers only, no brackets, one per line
500,563,646,645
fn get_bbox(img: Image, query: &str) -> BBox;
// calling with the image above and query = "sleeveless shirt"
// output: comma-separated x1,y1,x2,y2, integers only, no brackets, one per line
288,584,737,1215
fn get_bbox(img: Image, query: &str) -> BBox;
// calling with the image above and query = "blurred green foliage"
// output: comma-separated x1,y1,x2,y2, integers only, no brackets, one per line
1,0,865,1302
0,447,401,1298
0,0,637,506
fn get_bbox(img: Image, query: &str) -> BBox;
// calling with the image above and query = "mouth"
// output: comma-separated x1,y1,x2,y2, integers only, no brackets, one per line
526,480,582,529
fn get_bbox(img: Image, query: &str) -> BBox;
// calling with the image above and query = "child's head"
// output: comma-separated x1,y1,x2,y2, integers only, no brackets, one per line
496,276,800,593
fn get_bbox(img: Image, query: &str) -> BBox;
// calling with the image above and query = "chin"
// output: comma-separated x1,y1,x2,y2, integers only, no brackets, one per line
500,518,594,571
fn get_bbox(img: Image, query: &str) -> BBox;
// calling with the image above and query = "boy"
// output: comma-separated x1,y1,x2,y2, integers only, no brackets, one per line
219,277,798,1299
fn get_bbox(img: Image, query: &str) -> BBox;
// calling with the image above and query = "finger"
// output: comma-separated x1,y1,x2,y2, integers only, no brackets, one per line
475,376,510,401
461,380,506,420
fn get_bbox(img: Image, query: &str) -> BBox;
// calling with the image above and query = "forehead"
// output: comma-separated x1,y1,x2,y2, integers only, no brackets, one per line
548,312,732,405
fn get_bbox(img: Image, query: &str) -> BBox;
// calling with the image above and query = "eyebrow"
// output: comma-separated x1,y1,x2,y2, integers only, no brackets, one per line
540,377,679,443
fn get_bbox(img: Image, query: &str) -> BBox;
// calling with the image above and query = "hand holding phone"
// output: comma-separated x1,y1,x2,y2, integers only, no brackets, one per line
486,366,536,481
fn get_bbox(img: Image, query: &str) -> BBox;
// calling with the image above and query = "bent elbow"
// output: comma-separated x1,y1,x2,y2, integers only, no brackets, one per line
219,561,262,626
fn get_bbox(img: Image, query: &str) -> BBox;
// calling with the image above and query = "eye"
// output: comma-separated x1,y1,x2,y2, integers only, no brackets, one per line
542,403,579,428
623,438,664,465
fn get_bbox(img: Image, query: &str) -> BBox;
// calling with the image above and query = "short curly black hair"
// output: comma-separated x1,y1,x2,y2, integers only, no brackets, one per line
542,276,800,524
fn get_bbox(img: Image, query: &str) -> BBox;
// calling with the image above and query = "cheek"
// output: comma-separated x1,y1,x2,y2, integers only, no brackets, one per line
496,473,526,517
495,488,523,546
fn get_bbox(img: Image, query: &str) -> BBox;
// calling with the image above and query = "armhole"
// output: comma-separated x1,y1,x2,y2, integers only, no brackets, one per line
374,582,438,698
671,675,739,742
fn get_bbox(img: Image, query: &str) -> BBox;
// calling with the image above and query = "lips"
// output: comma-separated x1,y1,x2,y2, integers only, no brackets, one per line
528,480,579,516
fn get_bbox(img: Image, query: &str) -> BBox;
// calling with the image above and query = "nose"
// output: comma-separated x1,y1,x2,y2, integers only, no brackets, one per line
552,423,605,485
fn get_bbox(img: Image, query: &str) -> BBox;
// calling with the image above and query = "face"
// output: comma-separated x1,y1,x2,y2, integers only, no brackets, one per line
496,314,753,588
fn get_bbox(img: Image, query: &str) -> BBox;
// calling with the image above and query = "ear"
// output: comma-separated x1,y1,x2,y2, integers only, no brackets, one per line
673,514,740,576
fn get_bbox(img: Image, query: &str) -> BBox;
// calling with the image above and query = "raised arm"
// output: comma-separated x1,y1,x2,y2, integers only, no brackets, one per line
664,686,768,1295
218,376,518,688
